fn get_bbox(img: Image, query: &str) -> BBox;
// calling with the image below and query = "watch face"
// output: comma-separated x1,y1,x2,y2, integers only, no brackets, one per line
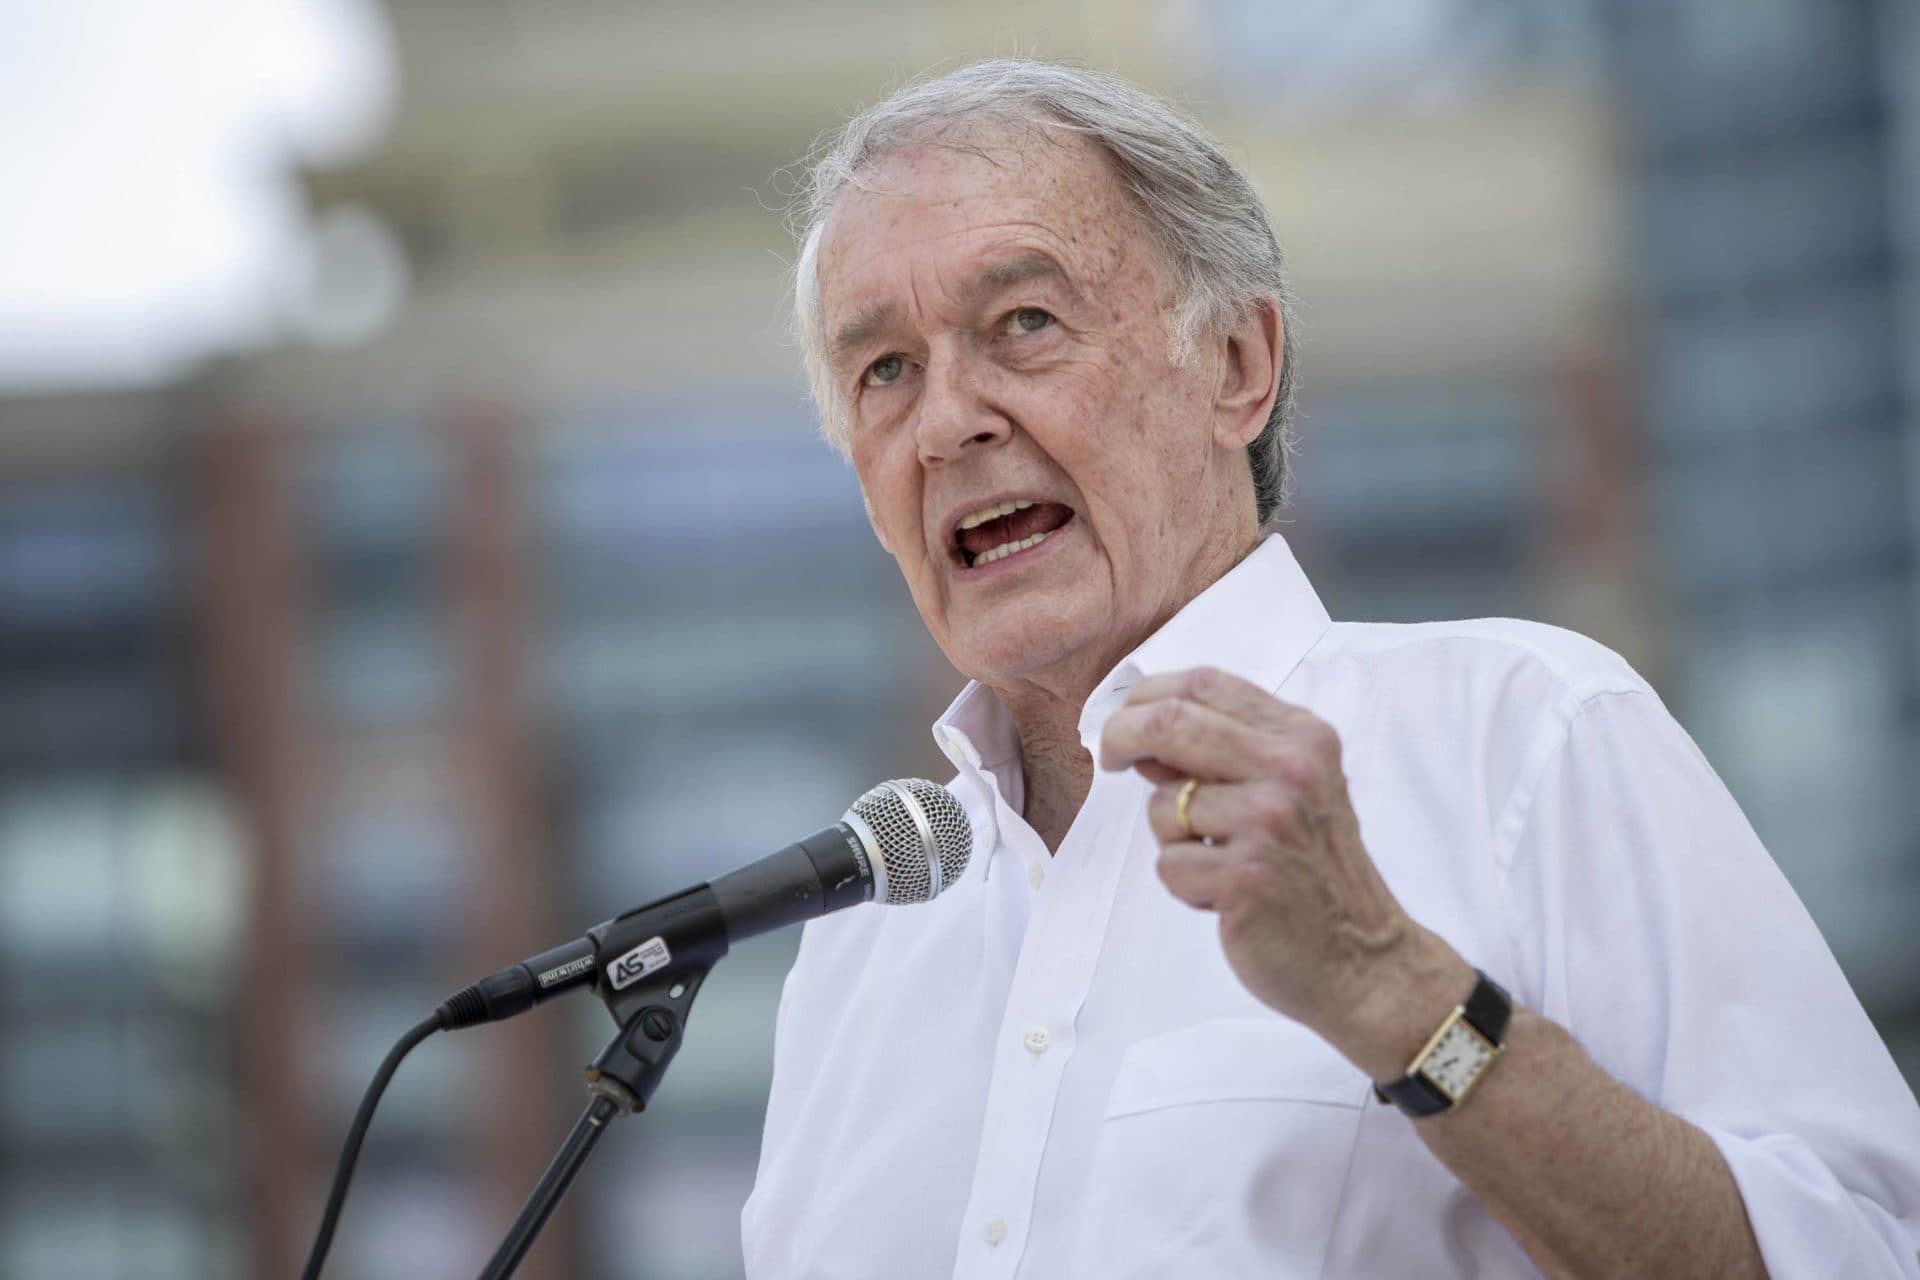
1421,1019,1498,1102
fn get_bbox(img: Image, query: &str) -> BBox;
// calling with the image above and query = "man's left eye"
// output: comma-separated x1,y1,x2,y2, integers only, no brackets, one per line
1005,307,1053,335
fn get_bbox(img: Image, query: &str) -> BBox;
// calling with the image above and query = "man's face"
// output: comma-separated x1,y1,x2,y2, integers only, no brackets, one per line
815,129,1239,691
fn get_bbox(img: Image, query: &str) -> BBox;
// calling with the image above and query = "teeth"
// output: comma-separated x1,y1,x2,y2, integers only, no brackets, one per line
971,528,1055,566
957,498,1034,531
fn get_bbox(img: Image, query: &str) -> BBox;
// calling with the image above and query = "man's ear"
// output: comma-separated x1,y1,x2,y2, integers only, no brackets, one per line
1210,296,1282,452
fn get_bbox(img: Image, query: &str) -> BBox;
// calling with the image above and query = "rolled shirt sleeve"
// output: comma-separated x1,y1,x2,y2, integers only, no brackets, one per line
1500,686,1920,1276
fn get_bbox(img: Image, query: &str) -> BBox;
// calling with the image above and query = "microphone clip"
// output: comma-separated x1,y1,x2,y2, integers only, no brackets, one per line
582,883,730,1113
583,964,713,1117
474,905,728,1277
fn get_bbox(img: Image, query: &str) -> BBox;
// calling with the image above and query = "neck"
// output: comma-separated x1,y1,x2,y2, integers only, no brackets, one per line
1017,716,1094,853
990,527,1261,853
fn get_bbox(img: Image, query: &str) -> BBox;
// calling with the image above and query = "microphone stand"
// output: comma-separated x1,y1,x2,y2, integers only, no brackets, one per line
478,931,721,1277
479,1094,619,1278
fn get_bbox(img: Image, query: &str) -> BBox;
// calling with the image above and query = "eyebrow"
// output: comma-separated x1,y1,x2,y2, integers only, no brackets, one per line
828,302,901,368
828,251,1073,365
977,250,1072,297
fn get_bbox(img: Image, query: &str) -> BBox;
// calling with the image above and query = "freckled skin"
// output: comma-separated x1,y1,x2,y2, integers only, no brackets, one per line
815,128,1273,732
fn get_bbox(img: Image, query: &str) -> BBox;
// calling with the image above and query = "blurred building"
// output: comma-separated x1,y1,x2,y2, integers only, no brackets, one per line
1595,0,1920,1015
0,2,1914,1279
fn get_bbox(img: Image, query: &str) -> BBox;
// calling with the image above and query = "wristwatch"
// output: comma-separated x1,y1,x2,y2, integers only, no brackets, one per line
1372,969,1512,1117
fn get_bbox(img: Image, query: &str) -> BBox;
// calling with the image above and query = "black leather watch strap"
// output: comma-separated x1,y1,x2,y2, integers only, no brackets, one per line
1371,969,1512,1116
1461,969,1512,1043
1373,1067,1452,1116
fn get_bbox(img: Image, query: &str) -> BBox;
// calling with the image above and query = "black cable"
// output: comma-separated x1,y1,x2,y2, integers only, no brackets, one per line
299,1012,444,1280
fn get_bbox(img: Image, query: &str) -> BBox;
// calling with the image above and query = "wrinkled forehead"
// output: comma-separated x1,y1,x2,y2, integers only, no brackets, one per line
813,125,1156,318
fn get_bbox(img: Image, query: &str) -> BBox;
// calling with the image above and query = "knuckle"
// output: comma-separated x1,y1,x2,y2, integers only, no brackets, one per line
1188,665,1228,699
1250,783,1307,838
1306,718,1343,762
1146,698,1188,742
1158,850,1211,904
1274,749,1324,792
1249,735,1292,776
1226,857,1276,902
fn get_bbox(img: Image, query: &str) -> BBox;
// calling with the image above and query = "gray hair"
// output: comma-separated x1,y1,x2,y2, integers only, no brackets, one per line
789,58,1300,525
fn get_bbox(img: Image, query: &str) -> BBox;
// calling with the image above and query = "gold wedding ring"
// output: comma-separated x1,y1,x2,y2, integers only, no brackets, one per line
1175,777,1200,840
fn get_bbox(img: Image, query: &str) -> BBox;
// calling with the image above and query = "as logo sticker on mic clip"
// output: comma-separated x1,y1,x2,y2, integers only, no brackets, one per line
609,936,672,990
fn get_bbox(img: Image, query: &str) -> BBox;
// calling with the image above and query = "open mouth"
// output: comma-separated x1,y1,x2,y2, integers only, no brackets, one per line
952,499,1075,568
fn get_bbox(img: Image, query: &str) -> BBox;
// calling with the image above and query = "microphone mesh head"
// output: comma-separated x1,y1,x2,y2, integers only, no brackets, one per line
847,779,972,905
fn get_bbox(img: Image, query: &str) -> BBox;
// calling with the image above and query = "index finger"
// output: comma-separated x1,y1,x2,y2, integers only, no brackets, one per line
1121,665,1297,731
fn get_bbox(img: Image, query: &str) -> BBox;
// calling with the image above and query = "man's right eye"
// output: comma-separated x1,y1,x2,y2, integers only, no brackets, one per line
863,355,906,387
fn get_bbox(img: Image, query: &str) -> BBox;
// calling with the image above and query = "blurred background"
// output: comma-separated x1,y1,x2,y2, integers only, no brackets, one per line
1,0,1916,1277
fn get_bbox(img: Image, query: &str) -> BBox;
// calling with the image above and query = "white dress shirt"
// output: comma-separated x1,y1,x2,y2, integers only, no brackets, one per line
741,533,1920,1278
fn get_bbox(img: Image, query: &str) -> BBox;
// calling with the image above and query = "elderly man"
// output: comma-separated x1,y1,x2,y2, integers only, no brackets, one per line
741,60,1920,1278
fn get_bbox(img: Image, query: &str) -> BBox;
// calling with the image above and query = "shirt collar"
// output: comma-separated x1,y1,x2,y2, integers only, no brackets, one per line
930,678,1021,873
931,532,1334,860
1072,532,1333,744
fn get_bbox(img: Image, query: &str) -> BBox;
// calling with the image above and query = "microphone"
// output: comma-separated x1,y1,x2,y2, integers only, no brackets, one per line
436,778,972,1029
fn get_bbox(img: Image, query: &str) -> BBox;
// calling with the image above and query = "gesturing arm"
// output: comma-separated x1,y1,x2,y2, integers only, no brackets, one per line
1339,932,1769,1278
1099,666,1920,1279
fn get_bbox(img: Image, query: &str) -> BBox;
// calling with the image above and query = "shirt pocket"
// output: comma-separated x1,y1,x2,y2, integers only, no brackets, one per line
1069,1016,1371,1280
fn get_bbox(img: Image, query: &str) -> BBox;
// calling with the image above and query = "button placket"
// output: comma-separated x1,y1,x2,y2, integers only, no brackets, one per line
952,794,1141,1280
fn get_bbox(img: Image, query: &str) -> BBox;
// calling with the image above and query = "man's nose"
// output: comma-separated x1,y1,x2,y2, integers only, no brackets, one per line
914,352,1010,465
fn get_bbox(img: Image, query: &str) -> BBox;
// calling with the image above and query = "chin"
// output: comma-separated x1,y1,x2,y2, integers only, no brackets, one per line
947,606,1106,688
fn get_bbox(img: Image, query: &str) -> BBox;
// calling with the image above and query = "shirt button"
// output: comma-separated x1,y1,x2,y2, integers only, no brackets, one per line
984,1217,1007,1246
1027,861,1045,889
1023,1026,1051,1054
